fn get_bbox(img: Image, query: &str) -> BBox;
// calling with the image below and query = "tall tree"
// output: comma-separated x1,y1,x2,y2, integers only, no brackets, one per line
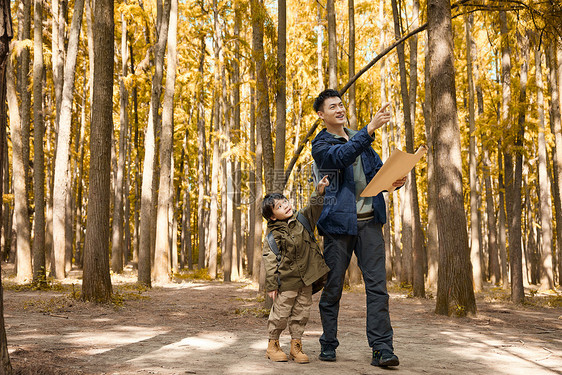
0,0,12,371
409,0,424,298
327,0,337,88
111,7,129,274
348,0,356,130
196,33,206,270
466,13,482,291
423,31,438,289
510,28,529,303
550,37,562,285
208,0,223,279
316,2,324,92
52,0,86,279
17,0,31,211
138,0,171,286
231,0,243,280
391,0,413,285
154,0,178,283
498,11,510,288
7,51,32,282
484,147,500,284
535,42,554,291
252,0,274,194
82,0,114,303
32,0,46,284
428,0,476,316
274,0,286,189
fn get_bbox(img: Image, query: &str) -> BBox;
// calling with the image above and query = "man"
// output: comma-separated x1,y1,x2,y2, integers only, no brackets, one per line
311,89,405,367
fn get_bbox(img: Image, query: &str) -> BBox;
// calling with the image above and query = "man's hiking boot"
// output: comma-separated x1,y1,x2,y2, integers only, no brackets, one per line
371,349,399,367
289,339,309,364
318,347,336,361
266,339,288,362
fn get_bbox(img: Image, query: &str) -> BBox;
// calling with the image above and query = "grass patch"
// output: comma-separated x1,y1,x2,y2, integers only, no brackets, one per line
23,295,76,314
3,279,75,293
172,268,213,281
523,294,562,308
234,307,270,318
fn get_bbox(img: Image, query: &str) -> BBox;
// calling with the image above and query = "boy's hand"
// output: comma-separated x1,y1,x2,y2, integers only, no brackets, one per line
316,175,330,195
268,290,278,300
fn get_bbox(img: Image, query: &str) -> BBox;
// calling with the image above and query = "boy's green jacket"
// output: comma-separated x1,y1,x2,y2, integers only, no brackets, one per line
263,191,330,293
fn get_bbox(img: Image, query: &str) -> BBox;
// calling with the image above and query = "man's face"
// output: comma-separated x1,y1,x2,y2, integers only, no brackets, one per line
269,198,294,221
317,96,346,127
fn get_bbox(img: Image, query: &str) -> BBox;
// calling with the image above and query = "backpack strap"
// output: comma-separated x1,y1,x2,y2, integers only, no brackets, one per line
266,232,282,289
296,212,316,243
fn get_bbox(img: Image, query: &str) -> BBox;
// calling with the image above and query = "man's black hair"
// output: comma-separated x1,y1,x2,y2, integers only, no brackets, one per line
262,193,287,220
313,89,342,112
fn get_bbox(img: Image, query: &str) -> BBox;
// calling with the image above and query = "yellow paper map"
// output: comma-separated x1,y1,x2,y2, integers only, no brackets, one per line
360,145,427,197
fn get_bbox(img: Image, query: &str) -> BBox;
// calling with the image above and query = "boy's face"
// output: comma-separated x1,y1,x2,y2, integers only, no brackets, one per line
317,96,346,128
270,198,294,221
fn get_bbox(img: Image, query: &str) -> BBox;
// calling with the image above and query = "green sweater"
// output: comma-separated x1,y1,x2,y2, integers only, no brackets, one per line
263,191,330,292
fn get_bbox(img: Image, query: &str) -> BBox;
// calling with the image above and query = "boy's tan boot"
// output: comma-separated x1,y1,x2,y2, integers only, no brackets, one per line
266,339,288,362
289,339,309,364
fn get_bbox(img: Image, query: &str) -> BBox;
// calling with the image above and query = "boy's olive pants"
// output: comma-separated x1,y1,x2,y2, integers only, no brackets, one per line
267,285,313,340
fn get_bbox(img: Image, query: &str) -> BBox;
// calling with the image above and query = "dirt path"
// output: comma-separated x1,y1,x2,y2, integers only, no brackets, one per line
2,275,562,375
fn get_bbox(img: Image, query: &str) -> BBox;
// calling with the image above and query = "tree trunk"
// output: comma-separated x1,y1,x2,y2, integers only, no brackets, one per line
32,0,46,284
379,0,392,280
219,10,231,282
547,42,562,287
497,146,509,287
500,10,516,293
52,0,85,279
17,0,31,219
428,0,476,316
252,0,274,194
154,0,177,283
248,68,257,278
423,32,438,290
208,0,223,280
348,0,357,130
484,147,500,284
253,95,263,283
111,10,129,274
391,119,402,281
232,2,242,279
170,155,178,273
181,131,192,269
274,0,286,188
138,0,170,286
510,29,529,303
557,38,562,283
316,3,324,92
327,0,337,89
391,0,413,286
75,71,88,269
466,14,482,292
196,34,206,270
82,0,113,303
535,43,555,291
0,1,12,370
408,0,424,297
51,0,64,125
7,52,32,282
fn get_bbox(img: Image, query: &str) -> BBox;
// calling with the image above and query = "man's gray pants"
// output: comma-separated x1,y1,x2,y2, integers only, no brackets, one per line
319,220,394,351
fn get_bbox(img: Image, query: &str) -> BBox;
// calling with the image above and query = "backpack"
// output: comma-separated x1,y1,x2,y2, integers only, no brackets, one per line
266,212,327,294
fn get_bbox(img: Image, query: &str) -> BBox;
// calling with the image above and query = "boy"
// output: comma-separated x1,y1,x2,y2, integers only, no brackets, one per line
262,175,330,364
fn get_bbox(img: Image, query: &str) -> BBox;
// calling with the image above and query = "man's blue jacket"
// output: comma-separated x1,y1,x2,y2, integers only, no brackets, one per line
311,126,386,236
